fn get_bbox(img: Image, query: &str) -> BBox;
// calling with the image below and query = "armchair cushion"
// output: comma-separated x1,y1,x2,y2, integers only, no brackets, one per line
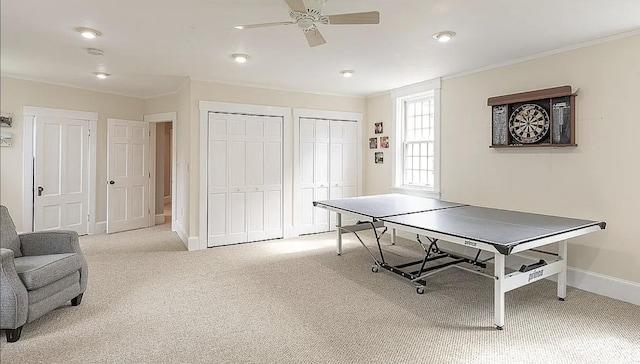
1,206,22,257
14,253,84,290
20,230,81,256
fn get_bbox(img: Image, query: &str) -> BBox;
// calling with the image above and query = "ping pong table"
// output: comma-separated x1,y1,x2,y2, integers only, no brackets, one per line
313,194,606,329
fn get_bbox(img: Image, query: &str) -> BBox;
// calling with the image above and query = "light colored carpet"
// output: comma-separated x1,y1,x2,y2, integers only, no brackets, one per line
2,224,639,363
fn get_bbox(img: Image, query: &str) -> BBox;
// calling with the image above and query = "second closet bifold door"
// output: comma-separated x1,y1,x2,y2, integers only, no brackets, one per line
329,120,358,228
207,113,283,247
299,118,358,234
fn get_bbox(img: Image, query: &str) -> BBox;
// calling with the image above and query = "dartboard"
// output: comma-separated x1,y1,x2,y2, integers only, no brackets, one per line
508,104,550,144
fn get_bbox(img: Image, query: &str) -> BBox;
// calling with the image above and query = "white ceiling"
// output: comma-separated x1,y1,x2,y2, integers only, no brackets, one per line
2,0,639,99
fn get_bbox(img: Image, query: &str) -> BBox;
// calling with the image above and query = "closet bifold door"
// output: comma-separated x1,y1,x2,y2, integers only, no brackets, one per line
298,118,359,234
329,120,358,228
207,113,283,246
299,118,330,234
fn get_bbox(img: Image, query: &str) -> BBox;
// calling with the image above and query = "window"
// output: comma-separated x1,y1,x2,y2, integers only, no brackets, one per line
392,79,441,196
403,95,435,187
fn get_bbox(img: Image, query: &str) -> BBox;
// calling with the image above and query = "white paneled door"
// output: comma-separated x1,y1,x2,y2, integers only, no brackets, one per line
299,118,330,234
34,117,89,234
298,117,358,234
329,120,358,228
207,113,283,247
107,119,150,234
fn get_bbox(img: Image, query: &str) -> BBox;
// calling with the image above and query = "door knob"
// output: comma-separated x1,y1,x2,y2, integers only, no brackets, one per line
37,186,44,196
109,180,115,185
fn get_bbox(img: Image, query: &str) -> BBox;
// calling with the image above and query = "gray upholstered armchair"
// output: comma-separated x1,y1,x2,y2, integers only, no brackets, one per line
1,205,88,342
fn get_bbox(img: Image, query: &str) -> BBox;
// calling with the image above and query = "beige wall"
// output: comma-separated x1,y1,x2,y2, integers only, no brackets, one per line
363,93,393,195
144,93,179,115
174,81,192,237
441,34,639,283
164,124,172,199
155,123,166,215
0,77,144,229
363,34,640,284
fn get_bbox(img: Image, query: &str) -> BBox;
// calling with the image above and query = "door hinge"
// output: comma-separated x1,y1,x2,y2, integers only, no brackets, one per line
87,214,90,222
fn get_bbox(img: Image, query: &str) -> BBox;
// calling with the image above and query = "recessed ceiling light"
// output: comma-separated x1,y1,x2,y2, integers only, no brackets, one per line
94,72,110,79
232,54,249,63
433,31,456,43
76,27,102,39
234,25,245,30
340,70,355,78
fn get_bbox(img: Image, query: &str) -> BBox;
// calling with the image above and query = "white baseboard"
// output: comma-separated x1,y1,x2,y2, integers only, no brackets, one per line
174,221,203,251
506,254,640,306
175,221,189,248
94,221,106,234
187,237,200,251
155,214,165,224
395,230,640,306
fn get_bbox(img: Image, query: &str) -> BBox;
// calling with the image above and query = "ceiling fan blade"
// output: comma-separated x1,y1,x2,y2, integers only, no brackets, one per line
285,0,307,13
304,27,326,47
327,11,380,25
235,21,296,30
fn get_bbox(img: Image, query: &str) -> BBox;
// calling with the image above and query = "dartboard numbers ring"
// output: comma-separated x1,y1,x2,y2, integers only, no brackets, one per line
508,103,550,144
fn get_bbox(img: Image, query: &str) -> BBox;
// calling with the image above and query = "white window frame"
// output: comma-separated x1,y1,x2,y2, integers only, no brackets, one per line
391,78,441,198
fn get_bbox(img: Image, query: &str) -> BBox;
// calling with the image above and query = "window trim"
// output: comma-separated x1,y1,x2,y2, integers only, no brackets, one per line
391,78,441,198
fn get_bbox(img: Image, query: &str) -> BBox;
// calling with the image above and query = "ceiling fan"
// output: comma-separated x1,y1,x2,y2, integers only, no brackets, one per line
234,0,380,47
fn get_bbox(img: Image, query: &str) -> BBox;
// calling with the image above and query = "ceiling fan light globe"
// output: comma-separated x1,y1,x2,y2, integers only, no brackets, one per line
298,19,313,29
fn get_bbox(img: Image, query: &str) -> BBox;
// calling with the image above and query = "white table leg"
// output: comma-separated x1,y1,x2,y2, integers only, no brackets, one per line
557,240,567,300
336,213,343,256
494,253,506,329
391,228,397,245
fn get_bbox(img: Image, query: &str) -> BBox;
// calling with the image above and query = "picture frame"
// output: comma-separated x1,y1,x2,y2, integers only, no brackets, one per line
380,136,389,148
375,152,384,164
374,122,383,134
369,137,378,149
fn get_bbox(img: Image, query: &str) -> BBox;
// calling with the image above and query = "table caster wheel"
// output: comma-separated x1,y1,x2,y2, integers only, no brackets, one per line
496,325,504,330
416,286,425,294
371,265,379,273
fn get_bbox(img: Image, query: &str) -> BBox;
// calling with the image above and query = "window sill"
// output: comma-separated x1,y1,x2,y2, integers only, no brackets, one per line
391,186,440,199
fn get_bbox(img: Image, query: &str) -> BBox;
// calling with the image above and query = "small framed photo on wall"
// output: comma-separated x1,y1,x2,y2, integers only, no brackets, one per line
369,137,378,149
374,122,383,134
375,152,384,164
380,136,389,148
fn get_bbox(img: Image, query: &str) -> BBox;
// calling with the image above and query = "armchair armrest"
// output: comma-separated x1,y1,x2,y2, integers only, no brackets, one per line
19,230,81,256
0,248,28,329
